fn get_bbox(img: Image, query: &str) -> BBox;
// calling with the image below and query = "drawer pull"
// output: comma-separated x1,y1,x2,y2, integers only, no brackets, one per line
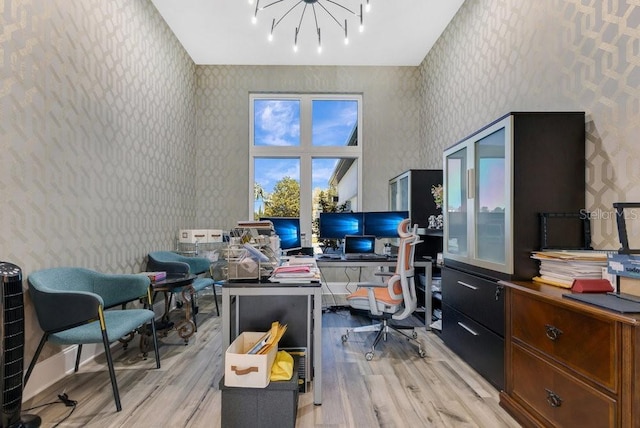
457,281,478,290
457,322,479,336
545,324,563,341
545,388,563,407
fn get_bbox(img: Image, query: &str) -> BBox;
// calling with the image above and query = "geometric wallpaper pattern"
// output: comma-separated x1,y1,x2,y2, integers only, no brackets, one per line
194,65,424,229
2,0,196,359
420,0,640,250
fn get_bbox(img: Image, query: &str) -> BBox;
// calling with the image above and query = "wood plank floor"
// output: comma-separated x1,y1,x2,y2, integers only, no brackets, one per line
22,294,521,427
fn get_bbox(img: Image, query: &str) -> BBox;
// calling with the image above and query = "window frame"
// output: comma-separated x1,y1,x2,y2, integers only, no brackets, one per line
249,93,363,246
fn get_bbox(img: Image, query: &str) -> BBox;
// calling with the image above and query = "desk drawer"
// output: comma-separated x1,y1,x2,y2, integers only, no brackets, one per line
511,291,617,392
442,303,504,389
442,267,504,335
511,344,616,428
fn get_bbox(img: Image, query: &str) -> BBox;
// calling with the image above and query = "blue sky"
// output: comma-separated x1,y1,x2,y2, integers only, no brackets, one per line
254,99,357,198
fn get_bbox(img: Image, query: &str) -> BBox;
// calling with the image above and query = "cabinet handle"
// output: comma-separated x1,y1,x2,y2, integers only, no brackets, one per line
457,281,478,290
545,388,563,407
495,284,503,301
467,168,475,199
457,322,479,336
545,324,563,341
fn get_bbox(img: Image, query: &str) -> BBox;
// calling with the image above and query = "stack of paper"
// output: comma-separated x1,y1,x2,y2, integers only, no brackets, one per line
531,251,609,288
269,264,320,283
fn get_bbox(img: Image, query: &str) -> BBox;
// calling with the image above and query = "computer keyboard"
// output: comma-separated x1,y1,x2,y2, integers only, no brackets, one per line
343,254,389,260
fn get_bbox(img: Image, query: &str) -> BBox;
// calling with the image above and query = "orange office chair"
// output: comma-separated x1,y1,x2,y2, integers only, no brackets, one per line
341,218,426,360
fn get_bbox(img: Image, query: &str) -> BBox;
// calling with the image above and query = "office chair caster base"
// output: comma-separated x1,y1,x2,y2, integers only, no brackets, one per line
365,351,374,361
341,334,349,343
411,331,418,339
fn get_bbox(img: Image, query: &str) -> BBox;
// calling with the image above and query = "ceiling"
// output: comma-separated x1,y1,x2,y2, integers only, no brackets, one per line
151,0,466,66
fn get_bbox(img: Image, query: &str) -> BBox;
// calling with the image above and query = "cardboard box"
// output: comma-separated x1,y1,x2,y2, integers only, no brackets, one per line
225,332,277,388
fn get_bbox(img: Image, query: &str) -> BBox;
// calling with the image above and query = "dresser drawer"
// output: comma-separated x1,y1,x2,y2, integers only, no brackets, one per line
511,344,616,428
442,267,504,336
511,291,617,392
442,303,504,389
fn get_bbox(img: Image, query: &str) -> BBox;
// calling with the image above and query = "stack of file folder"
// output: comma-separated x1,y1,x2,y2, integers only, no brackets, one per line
531,250,609,288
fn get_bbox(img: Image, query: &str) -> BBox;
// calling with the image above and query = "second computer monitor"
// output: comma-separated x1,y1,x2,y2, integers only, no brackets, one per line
363,211,410,238
319,212,364,239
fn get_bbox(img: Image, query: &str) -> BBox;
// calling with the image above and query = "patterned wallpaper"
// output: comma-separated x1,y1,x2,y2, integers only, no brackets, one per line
2,0,196,360
420,0,640,250
194,65,424,229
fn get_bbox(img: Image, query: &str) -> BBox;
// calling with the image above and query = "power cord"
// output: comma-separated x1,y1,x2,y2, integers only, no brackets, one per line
23,392,78,427
58,393,77,407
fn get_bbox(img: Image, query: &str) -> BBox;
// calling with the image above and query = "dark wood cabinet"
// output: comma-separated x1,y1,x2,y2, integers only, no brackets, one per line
440,112,586,390
501,281,640,428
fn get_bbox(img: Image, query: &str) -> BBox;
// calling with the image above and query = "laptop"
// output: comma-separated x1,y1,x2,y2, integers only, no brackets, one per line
342,235,386,260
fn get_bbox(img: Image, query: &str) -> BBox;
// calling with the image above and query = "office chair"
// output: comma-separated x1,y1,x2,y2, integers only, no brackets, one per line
341,218,426,360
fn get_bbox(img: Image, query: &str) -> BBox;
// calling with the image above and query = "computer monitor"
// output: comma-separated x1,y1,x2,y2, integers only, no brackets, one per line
318,212,364,239
363,211,410,238
343,235,376,255
260,217,301,250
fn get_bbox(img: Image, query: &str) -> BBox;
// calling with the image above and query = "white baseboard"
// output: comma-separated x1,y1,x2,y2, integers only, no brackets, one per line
22,299,168,401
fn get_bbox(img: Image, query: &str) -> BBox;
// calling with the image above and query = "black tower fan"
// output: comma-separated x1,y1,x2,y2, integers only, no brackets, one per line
0,262,40,427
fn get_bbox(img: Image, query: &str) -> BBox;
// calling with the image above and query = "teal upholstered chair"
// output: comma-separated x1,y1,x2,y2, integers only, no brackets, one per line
146,251,219,327
25,267,160,412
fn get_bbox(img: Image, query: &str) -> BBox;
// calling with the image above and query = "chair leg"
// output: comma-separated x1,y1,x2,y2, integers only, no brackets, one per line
212,283,220,316
101,329,122,412
24,333,48,386
74,344,83,372
150,316,161,369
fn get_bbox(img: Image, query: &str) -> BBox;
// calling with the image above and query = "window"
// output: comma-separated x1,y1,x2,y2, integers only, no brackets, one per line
250,93,362,249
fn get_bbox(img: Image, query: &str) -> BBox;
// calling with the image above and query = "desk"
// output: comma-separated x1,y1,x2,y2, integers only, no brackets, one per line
315,257,433,329
222,281,322,405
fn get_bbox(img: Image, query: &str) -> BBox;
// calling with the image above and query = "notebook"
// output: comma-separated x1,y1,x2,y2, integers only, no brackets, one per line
342,235,386,260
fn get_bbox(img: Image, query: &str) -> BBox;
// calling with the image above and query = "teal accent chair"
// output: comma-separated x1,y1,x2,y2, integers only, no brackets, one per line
25,267,160,412
146,251,219,327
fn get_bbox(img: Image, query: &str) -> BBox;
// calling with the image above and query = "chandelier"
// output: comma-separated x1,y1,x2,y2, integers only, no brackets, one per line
249,0,372,53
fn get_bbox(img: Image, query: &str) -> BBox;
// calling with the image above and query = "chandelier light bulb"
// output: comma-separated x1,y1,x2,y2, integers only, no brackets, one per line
359,24,364,33
252,16,257,24
365,0,371,13
268,33,273,42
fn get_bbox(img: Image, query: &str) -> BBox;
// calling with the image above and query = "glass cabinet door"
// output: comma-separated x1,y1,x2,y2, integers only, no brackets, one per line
474,128,506,264
445,147,468,257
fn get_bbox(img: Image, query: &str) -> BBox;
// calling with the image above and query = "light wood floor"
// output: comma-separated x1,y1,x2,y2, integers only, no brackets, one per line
22,295,521,427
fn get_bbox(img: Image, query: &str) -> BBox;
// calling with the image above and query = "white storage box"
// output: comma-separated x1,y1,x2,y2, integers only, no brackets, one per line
178,229,209,244
225,332,277,388
207,229,224,243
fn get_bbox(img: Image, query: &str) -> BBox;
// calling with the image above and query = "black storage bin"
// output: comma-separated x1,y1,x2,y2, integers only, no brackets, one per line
219,359,299,428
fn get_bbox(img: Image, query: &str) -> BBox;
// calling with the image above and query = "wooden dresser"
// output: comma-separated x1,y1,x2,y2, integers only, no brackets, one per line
500,281,640,428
